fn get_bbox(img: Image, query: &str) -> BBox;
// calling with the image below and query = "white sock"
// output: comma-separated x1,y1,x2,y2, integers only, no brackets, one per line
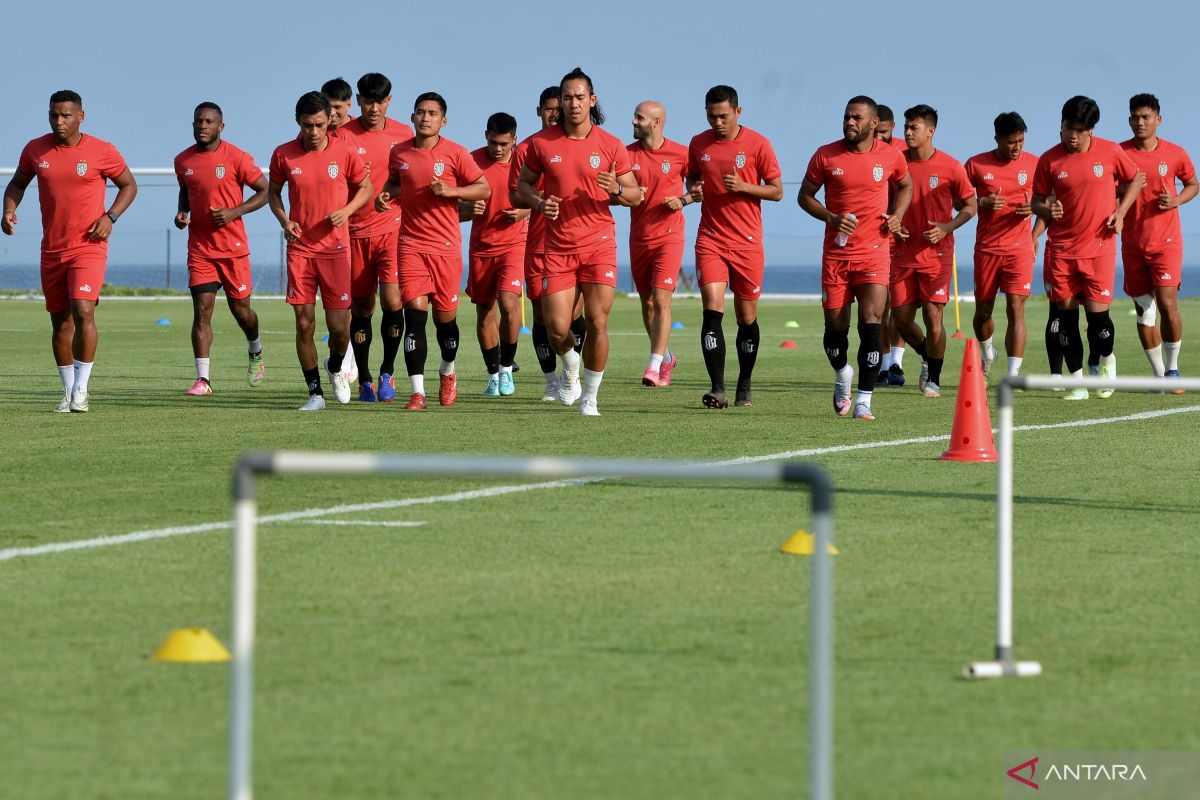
879,351,894,371
1164,340,1181,371
836,364,853,381
499,364,513,376
562,349,581,374
664,348,673,364
439,359,455,377
1008,356,1023,376
648,353,664,372
1070,368,1084,380
196,358,211,381
73,360,93,393
1100,353,1116,367
891,346,906,369
981,337,995,358
855,389,873,408
410,374,425,396
58,364,73,393
248,337,262,355
582,368,604,401
1144,345,1165,377
544,370,558,385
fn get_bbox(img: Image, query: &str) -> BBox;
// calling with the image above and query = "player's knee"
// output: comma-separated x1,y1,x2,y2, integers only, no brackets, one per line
1133,294,1157,326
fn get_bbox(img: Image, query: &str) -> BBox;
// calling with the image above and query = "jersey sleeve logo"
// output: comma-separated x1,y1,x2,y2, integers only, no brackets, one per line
38,160,50,170
700,153,711,162
735,153,747,169
75,161,88,177
928,175,940,189
661,161,671,174
1158,162,1169,177
588,154,601,169
184,168,194,177
215,164,226,180
1092,163,1104,178
328,163,340,179
433,161,445,177
872,165,884,182
1017,170,1028,186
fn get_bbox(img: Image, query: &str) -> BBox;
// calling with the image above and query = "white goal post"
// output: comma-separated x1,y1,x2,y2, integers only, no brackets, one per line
230,452,837,800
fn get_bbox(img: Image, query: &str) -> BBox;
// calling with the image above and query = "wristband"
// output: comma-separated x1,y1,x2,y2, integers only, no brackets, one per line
105,211,118,225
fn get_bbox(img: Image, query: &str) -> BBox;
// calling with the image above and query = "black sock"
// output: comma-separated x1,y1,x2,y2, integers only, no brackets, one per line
379,309,403,376
402,308,429,377
350,314,372,384
735,320,760,384
481,344,500,375
434,318,460,365
822,326,850,371
303,366,322,396
913,339,928,359
1045,306,1064,374
327,350,344,373
532,322,556,373
500,338,518,368
857,322,882,391
570,315,586,354
1059,307,1083,373
928,357,944,385
701,309,726,391
1085,309,1115,358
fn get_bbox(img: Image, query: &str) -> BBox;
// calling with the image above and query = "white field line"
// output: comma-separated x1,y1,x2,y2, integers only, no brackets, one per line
2,404,1197,564
300,520,425,527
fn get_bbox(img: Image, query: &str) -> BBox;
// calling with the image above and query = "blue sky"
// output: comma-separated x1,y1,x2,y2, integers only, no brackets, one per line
1,0,1194,277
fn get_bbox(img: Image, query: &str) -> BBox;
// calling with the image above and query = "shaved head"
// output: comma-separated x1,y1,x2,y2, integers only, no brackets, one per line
632,101,667,143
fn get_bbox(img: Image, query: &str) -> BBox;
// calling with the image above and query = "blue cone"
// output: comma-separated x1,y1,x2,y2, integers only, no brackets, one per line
155,318,171,326
519,326,532,335
322,335,329,343
671,321,685,330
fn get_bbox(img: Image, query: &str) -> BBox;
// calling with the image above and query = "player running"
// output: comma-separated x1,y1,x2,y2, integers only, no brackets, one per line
173,102,269,396
799,95,912,420
268,91,372,411
322,77,355,134
3,89,137,413
1120,93,1197,389
462,112,528,397
1032,96,1140,400
874,102,910,386
627,100,690,387
375,92,489,410
965,111,1042,379
686,85,784,408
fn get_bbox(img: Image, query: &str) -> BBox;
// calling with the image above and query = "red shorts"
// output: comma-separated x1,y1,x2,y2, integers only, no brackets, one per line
974,249,1034,302
286,251,351,309
349,231,399,297
631,239,684,296
1122,248,1182,296
399,249,461,311
524,251,547,301
188,254,253,299
1043,251,1116,304
541,240,618,296
695,239,764,301
467,248,524,306
41,249,106,313
821,253,889,309
890,258,952,307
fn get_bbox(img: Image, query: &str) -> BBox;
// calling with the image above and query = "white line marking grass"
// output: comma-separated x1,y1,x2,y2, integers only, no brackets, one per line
2,404,1197,563
300,520,425,527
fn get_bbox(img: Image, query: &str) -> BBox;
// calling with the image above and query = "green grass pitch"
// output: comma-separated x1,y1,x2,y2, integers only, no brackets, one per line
1,295,1197,799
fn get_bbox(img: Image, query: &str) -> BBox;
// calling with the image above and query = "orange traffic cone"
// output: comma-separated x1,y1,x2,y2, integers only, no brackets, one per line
939,338,998,462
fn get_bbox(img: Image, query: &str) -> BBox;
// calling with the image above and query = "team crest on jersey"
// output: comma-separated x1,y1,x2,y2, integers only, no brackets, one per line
433,161,445,177
735,153,746,169
184,168,194,176
75,161,88,177
328,163,339,179
661,161,671,174
588,154,601,169
357,147,367,155
1158,162,1169,177
1017,170,1028,186
1092,162,1104,178
872,165,884,182
215,164,226,180
929,175,940,189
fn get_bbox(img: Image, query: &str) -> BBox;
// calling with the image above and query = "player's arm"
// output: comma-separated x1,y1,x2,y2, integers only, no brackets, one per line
1108,178,1141,233
609,171,642,208
1,169,33,235
211,174,269,228
924,194,978,244
726,174,784,201
375,176,401,213
330,175,374,227
87,168,137,241
887,173,914,238
174,176,190,230
1161,173,1199,210
797,178,856,238
515,165,559,219
432,174,488,202
268,180,302,242
684,172,704,204
1031,193,1062,222
1031,215,1047,257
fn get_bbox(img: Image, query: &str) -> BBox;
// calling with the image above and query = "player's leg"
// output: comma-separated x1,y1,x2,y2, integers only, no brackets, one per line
850,282,886,420
66,298,99,412
349,238,381,398
226,295,264,387
1003,293,1028,376
631,244,660,386
315,255,353,405
540,284,580,406
1080,254,1118,397
188,285,219,395
578,280,614,416
432,306,460,407
293,302,325,410
50,308,74,412
401,294,431,409
570,291,586,356
823,302,854,417
497,284,521,396
526,251,559,399
350,295,377,400
919,300,946,397
1156,284,1183,389
973,251,999,376
475,299,501,397
376,282,403,402
697,243,730,408
728,250,764,407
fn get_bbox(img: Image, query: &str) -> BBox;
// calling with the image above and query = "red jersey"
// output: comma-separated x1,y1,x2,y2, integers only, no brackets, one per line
894,149,973,267
388,135,483,255
1032,136,1139,258
269,136,368,256
1120,137,1195,253
174,139,263,259
803,138,908,259
627,138,689,246
964,149,1040,256
17,133,127,255
468,147,527,256
523,124,632,254
511,138,549,254
335,117,414,239
885,137,907,153
687,126,782,249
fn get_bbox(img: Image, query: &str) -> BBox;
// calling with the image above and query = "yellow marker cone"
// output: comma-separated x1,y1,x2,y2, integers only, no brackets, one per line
780,530,839,556
151,627,231,663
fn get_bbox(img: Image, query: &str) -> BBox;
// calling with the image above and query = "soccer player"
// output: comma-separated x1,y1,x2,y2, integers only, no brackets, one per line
515,67,641,416
874,102,910,386
965,112,1041,378
335,73,414,402
173,102,269,396
3,90,137,413
876,105,907,152
799,95,911,420
374,92,489,410
627,100,690,387
1120,93,1197,387
890,104,976,398
267,91,372,411
322,77,355,134
462,112,528,397
1032,96,1140,400
685,85,783,408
